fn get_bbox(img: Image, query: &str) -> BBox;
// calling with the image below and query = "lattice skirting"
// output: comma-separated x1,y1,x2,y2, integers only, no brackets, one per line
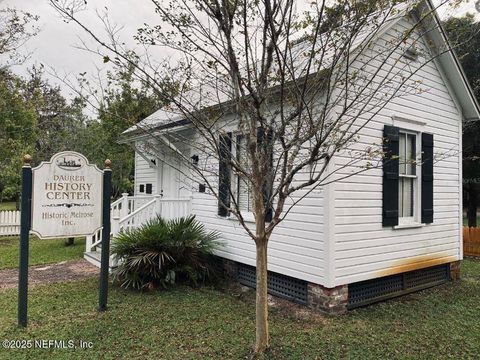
347,264,450,309
237,263,308,304
233,261,453,312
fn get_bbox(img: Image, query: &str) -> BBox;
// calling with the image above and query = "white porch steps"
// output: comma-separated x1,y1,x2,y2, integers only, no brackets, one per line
84,194,192,268
84,251,102,268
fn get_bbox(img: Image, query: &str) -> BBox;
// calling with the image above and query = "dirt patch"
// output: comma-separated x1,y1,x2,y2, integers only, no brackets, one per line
0,260,99,290
223,281,329,325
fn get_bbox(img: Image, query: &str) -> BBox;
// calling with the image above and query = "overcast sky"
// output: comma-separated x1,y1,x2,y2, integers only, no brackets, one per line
4,0,162,99
4,0,480,102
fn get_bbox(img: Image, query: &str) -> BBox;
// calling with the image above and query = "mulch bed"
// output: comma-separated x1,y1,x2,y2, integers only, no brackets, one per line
0,260,99,290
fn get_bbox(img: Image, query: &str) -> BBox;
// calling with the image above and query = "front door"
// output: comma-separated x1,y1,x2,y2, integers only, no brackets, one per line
157,153,190,198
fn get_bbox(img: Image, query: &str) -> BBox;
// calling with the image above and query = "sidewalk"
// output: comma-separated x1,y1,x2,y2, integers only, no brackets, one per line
0,260,99,290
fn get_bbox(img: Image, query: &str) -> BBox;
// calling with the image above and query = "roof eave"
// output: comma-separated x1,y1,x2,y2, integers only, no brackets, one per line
424,0,480,121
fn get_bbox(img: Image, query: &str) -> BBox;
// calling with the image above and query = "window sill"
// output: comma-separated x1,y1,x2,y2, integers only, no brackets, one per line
216,214,256,223
393,223,426,230
228,213,256,223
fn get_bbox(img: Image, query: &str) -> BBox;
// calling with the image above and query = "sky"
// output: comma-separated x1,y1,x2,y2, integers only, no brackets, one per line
3,0,162,99
3,0,480,103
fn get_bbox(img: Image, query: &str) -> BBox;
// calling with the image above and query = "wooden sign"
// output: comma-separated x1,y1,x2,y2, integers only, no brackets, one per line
31,151,103,239
18,153,112,327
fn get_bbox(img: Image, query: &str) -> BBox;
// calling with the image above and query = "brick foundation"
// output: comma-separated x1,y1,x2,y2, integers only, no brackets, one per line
307,283,348,314
449,261,461,281
220,258,456,313
222,258,349,314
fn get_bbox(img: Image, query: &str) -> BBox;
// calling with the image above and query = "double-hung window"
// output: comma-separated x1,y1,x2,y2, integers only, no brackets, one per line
382,124,433,227
217,130,273,222
398,131,417,223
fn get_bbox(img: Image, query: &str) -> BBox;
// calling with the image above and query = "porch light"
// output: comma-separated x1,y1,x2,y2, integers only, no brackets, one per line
403,46,419,61
191,155,199,166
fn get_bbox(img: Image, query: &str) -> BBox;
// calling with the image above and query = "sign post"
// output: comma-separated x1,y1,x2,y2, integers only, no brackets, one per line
98,160,111,311
18,151,108,327
18,155,32,328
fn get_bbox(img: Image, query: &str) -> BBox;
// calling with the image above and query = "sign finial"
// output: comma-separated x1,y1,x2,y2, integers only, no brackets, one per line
23,154,32,166
104,159,111,169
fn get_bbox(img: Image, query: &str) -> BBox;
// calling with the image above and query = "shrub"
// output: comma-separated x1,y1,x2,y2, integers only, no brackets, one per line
111,215,221,290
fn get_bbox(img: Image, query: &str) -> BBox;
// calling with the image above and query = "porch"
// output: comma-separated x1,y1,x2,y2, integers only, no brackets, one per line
84,193,192,267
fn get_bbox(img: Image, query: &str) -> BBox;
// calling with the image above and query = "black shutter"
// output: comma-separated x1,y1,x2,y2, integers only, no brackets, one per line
146,184,152,194
218,133,232,217
421,133,434,224
383,125,400,227
257,127,273,222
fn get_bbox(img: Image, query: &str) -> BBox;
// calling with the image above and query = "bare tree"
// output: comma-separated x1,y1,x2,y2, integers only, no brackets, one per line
0,3,39,69
50,0,463,353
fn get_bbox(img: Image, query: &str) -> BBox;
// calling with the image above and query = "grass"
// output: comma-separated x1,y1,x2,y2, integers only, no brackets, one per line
0,259,479,359
463,217,480,226
0,202,16,211
462,209,479,226
0,236,85,270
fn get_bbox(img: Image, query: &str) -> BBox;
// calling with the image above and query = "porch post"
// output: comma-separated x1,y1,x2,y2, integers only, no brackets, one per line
188,195,193,215
111,214,120,236
85,235,93,253
155,194,162,219
120,192,129,219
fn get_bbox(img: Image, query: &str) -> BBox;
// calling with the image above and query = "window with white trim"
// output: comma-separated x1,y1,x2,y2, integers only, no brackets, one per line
398,131,418,223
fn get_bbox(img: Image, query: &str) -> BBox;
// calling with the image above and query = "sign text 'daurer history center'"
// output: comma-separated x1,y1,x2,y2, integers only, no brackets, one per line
18,151,112,328
30,152,103,239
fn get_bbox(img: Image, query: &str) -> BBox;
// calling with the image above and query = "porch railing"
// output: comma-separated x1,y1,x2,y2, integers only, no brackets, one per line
85,193,192,255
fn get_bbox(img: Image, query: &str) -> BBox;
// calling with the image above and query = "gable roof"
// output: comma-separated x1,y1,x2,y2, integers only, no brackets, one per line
122,0,480,140
421,0,480,121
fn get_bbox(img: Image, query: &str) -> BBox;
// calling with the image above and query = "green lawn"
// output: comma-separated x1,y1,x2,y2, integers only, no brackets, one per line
0,236,85,270
463,217,480,226
0,202,16,211
0,259,479,359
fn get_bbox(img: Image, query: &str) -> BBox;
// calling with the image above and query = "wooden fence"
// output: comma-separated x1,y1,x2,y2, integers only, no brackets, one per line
463,227,480,257
0,210,21,236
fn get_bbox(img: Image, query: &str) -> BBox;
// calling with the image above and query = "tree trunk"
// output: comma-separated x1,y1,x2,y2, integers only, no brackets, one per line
254,240,269,353
467,184,478,228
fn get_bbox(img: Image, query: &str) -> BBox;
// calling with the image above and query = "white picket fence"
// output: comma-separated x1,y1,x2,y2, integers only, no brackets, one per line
0,210,21,236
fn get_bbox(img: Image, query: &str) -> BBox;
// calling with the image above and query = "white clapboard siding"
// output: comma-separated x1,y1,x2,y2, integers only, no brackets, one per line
131,16,464,289
134,141,157,196
0,210,21,236
133,129,327,285
331,16,462,286
191,182,326,285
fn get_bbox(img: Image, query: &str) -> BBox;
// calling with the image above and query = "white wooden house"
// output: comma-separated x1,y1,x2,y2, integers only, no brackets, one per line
85,1,480,312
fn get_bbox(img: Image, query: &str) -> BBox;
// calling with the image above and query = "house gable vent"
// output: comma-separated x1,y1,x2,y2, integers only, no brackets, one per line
348,264,449,309
237,264,308,304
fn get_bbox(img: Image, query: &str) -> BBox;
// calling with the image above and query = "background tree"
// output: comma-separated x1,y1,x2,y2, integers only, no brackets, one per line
76,64,168,197
0,5,38,204
0,5,39,69
0,70,36,203
0,66,89,203
444,15,480,227
23,65,88,161
51,0,464,353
